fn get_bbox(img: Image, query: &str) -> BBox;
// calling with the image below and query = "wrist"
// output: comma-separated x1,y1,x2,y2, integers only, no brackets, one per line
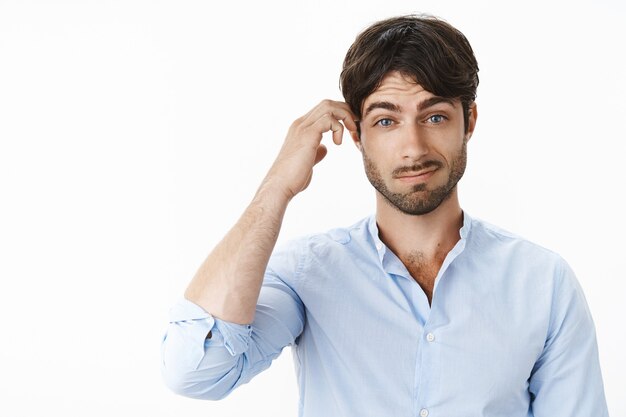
256,176,296,205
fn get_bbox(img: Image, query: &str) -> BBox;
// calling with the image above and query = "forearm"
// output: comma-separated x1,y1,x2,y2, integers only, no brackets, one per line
164,100,356,400
183,100,356,325
184,179,291,324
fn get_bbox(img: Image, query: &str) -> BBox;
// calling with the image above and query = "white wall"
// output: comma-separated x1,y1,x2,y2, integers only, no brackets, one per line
1,0,624,415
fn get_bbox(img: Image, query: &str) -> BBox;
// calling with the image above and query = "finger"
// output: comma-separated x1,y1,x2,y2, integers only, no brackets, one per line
311,113,344,145
331,119,344,145
302,100,358,133
299,100,336,126
324,107,358,134
331,109,359,134
314,144,327,165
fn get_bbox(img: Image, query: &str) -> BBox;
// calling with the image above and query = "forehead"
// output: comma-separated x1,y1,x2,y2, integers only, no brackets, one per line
362,71,459,112
363,72,429,104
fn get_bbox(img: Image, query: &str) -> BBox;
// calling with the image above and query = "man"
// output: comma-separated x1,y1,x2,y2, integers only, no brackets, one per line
161,15,608,416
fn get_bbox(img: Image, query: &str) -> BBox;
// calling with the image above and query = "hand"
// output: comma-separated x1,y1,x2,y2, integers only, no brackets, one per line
264,100,358,200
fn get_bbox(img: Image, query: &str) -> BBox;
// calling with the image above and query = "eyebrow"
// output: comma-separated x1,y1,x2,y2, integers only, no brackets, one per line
362,96,457,118
363,101,400,118
417,96,456,111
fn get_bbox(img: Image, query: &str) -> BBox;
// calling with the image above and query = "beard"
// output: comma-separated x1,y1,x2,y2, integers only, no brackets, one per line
363,140,468,216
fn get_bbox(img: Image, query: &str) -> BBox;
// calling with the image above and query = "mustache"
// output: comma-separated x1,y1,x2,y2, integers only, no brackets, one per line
392,160,443,177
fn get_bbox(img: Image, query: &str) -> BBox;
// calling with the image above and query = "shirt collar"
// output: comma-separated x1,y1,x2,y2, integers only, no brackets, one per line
367,210,473,261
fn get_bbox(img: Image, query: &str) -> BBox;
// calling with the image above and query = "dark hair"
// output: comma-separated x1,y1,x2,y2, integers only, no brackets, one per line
340,15,479,132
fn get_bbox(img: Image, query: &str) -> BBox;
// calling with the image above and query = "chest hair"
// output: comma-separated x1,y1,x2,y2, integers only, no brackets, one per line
401,250,446,303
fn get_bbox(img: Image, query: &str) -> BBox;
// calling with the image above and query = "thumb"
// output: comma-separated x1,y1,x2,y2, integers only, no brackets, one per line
313,144,328,165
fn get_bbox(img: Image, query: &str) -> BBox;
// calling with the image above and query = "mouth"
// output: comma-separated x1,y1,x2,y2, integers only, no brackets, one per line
394,167,438,183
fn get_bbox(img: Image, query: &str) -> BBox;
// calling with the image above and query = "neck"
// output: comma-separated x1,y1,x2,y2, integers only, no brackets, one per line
375,188,463,260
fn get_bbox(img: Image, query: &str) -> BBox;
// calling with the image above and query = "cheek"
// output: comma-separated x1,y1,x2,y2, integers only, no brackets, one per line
362,131,401,155
362,144,393,172
443,141,467,165
362,142,395,169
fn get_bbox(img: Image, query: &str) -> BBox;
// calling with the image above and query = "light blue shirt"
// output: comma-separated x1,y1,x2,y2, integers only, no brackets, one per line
161,213,608,416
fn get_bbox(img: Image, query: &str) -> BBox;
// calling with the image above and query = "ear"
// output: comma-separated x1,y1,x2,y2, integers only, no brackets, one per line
465,102,478,142
350,130,362,151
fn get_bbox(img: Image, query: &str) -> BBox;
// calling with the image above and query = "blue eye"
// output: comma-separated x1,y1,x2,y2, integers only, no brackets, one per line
428,115,446,124
376,118,393,127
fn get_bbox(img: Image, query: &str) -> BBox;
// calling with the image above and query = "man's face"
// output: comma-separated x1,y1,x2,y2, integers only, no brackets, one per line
355,71,477,216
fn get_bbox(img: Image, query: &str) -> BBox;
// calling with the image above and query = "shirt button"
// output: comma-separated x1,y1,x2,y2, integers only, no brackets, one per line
376,242,383,250
420,408,429,417
426,332,435,342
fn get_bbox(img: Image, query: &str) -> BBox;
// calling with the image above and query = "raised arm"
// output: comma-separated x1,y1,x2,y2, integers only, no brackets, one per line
162,101,357,399
183,100,358,324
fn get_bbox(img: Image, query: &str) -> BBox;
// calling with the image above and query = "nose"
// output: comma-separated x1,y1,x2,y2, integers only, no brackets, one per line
401,123,429,161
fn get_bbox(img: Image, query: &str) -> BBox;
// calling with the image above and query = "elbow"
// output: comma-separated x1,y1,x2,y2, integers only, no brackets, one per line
161,352,243,401
162,368,231,400
160,318,247,400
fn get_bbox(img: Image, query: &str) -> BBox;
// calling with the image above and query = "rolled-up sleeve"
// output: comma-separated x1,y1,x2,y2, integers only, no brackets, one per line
161,244,306,400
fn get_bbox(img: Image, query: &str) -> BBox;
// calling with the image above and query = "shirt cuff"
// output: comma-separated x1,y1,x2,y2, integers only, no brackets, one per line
168,298,252,356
